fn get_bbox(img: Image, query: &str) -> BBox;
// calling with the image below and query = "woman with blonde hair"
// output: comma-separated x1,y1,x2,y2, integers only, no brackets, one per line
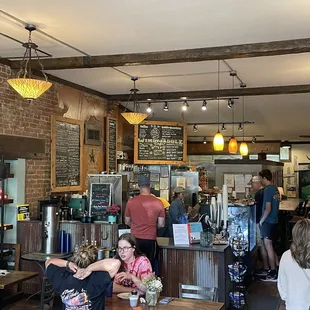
278,219,310,310
46,244,120,310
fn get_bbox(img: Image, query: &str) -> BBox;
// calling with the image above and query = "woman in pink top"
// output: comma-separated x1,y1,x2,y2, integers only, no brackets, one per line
113,233,152,294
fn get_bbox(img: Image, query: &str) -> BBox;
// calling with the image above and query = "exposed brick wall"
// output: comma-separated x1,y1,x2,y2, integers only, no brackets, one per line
0,63,107,216
0,63,62,215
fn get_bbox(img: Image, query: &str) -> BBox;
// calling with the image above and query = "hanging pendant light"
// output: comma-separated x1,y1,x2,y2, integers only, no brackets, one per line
240,96,249,156
121,77,148,125
7,25,52,100
228,137,238,153
240,141,249,156
213,60,224,151
228,74,238,153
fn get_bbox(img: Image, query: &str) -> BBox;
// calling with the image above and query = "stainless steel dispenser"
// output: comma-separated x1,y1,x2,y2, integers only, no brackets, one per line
41,204,59,254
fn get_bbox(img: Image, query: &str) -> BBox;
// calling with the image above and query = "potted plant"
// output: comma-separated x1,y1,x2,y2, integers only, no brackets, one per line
106,204,120,224
142,274,163,306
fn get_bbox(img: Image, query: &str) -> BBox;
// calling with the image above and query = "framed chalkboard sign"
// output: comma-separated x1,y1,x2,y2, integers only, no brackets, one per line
51,116,84,192
134,121,187,165
106,117,118,173
89,183,112,221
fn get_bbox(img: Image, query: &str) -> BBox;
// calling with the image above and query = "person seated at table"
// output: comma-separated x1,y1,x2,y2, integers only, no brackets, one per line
278,219,310,310
113,233,152,294
45,244,120,310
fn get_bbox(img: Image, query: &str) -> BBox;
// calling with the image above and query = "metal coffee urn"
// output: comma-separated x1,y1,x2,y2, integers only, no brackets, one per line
41,203,60,254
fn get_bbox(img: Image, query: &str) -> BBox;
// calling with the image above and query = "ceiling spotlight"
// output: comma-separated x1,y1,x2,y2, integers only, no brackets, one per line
147,98,152,101
240,82,247,88
252,136,257,144
180,97,187,100
182,101,189,111
221,124,226,131
230,70,237,76
146,103,152,113
193,124,198,132
238,123,243,131
201,100,207,111
163,102,169,112
203,137,207,144
227,98,234,108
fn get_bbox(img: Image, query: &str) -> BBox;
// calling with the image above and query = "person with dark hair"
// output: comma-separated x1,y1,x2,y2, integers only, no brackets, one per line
250,176,270,277
278,219,310,309
113,233,152,294
168,187,187,237
259,169,280,282
125,175,165,268
45,244,120,310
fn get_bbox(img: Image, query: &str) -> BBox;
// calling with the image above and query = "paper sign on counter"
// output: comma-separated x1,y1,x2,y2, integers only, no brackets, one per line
172,224,189,245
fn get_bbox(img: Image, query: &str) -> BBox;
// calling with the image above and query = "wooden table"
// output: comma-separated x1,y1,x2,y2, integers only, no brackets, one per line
279,199,300,212
0,271,38,289
106,295,224,310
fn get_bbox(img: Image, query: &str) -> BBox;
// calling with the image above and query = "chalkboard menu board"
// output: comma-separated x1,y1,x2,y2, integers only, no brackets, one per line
106,117,117,173
134,121,187,164
89,183,112,221
51,116,84,192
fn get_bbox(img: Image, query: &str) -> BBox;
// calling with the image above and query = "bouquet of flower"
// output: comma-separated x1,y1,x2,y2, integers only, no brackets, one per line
142,273,163,293
106,204,120,216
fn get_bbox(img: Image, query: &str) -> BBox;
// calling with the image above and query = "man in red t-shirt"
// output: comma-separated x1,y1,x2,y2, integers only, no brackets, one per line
125,175,165,268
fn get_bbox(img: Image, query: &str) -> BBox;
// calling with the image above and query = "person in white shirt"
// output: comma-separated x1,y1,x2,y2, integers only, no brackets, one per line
278,219,310,310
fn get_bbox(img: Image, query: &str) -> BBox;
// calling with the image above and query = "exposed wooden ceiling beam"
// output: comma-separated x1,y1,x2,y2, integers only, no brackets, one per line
11,38,310,70
108,84,310,101
0,57,109,99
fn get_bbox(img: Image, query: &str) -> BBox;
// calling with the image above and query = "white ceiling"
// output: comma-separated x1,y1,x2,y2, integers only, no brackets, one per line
1,1,310,142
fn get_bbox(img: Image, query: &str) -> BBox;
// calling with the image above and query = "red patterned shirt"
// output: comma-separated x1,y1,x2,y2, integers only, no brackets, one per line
114,256,152,289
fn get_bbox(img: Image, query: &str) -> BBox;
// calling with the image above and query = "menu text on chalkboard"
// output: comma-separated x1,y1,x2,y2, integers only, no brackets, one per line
89,183,112,221
134,121,187,164
106,117,117,173
51,116,84,192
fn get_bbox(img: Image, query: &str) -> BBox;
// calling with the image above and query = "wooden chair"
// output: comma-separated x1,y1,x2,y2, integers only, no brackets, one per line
178,283,218,302
9,277,55,310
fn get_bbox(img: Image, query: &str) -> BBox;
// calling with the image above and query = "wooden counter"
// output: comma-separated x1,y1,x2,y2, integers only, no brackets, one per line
17,220,118,293
157,238,233,310
279,199,299,212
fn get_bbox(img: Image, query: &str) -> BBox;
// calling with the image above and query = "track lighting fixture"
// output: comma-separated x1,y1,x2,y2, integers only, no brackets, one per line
252,136,257,144
182,101,189,111
203,137,207,144
146,103,152,113
193,124,198,132
238,123,243,131
201,100,207,111
230,70,237,76
163,102,169,112
227,99,234,109
240,82,247,88
221,124,226,131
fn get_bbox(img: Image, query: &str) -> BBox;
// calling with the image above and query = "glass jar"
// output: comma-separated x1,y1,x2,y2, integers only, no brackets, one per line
145,288,158,306
200,231,214,247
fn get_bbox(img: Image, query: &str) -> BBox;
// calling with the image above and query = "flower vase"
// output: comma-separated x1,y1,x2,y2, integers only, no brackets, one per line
146,288,159,306
108,215,116,224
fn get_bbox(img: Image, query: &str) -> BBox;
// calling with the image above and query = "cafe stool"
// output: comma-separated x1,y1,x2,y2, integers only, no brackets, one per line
9,276,55,310
178,283,218,302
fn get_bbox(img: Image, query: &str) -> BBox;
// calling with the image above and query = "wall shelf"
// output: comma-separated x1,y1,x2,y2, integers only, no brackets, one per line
0,224,13,231
1,199,13,204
